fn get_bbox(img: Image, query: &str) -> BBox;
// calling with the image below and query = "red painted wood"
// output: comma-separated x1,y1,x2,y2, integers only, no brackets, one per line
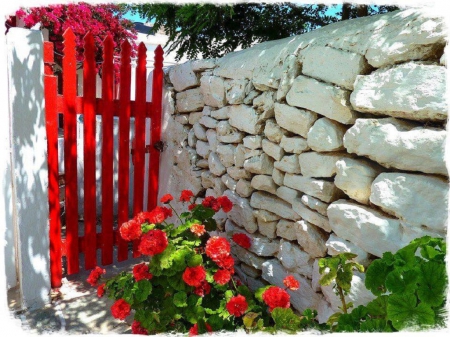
101,35,114,266
83,32,97,270
44,41,62,288
117,40,132,261
132,43,147,257
147,45,164,211
55,96,153,118
62,28,79,274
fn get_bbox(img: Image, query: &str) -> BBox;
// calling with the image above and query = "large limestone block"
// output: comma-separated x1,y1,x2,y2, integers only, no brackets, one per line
191,59,217,72
235,179,254,198
226,220,280,257
326,234,371,267
276,186,301,205
284,173,344,203
334,157,384,205
327,200,406,257
343,118,447,176
298,152,348,178
225,79,251,105
277,54,301,101
274,155,301,174
253,91,275,117
280,136,309,154
200,75,226,108
243,135,263,149
224,190,258,233
277,240,314,278
262,139,284,161
243,153,274,175
208,152,226,176
176,88,204,113
286,75,360,124
250,191,300,221
351,63,447,121
294,220,328,258
216,144,237,168
193,122,207,141
257,218,277,239
188,111,203,125
196,140,210,159
169,61,199,92
201,170,215,189
370,172,448,233
251,175,278,195
301,195,329,216
231,245,266,270
227,166,252,180
206,129,218,152
276,219,297,241
253,209,281,223
188,128,197,148
210,107,229,120
234,144,247,168
274,103,317,138
300,45,371,90
228,105,264,135
221,174,237,192
272,168,285,186
307,118,347,152
239,263,261,279
264,118,288,143
199,115,218,129
262,260,330,322
292,200,331,232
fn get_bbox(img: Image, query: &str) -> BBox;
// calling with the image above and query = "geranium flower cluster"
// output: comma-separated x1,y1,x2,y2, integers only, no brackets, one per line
87,266,105,286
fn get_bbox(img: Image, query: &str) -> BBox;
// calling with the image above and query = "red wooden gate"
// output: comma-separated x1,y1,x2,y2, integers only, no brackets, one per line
44,28,164,288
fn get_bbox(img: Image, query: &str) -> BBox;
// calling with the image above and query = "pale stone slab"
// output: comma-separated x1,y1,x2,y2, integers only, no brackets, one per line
225,79,251,105
284,173,344,203
370,172,448,233
277,239,314,278
298,152,348,178
197,159,209,169
202,106,213,116
301,195,329,217
169,61,199,92
240,263,262,278
175,114,189,125
193,122,207,141
227,166,252,180
251,175,278,194
224,190,258,233
274,155,301,174
210,107,230,120
274,103,318,138
243,154,274,175
198,115,218,129
326,234,371,267
253,209,281,223
228,105,265,135
253,91,275,117
351,63,447,121
272,168,285,186
208,152,226,176
280,136,309,154
221,174,237,192
257,218,277,239
264,118,289,143
300,45,371,90
250,191,300,221
176,88,204,113
286,75,360,124
206,129,218,152
292,200,331,232
307,117,347,152
343,117,447,176
188,111,203,125
243,135,263,149
234,144,247,168
201,170,215,189
216,144,237,168
277,54,301,101
277,219,297,241
187,128,197,148
334,157,384,205
196,140,210,159
276,186,301,205
191,59,217,72
200,75,226,108
231,245,266,270
244,149,263,159
262,139,285,161
243,90,260,105
235,179,254,198
294,220,328,258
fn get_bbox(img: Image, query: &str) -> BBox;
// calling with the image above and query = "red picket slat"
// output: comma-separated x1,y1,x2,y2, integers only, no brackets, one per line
62,28,79,275
147,45,164,211
83,32,97,270
117,40,132,261
132,43,147,257
44,41,62,288
101,35,114,266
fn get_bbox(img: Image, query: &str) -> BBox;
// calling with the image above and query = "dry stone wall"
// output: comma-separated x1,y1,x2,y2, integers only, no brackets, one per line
160,8,448,323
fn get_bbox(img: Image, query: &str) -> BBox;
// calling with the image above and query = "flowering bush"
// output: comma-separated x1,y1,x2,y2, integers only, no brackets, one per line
88,191,321,334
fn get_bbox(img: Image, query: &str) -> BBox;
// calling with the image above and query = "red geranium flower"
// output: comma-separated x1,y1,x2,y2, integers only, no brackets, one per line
205,236,231,261
226,295,248,317
262,286,291,312
135,211,152,225
217,196,233,212
160,193,173,204
161,206,173,218
97,283,105,298
193,280,211,297
188,203,197,211
87,266,106,286
283,275,300,291
213,269,231,285
232,233,251,249
190,224,206,237
138,229,168,256
202,196,220,212
119,219,142,241
148,206,168,224
111,299,131,320
131,321,148,335
133,263,153,282
182,265,206,287
180,189,194,202
189,322,213,336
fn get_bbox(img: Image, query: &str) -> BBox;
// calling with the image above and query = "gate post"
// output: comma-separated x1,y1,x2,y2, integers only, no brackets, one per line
5,28,51,309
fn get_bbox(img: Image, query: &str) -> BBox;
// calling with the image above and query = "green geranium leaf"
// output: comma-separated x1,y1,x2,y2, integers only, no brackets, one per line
366,295,389,317
203,218,217,232
134,279,152,303
365,259,390,296
417,261,446,307
187,253,203,267
271,307,301,331
387,293,435,330
385,269,418,295
318,257,339,286
255,285,272,302
359,318,391,332
173,291,188,307
180,212,190,218
350,305,368,320
168,273,188,292
243,312,260,329
207,314,224,331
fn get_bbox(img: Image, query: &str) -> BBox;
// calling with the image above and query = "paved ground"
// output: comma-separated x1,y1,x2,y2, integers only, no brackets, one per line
7,257,142,335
